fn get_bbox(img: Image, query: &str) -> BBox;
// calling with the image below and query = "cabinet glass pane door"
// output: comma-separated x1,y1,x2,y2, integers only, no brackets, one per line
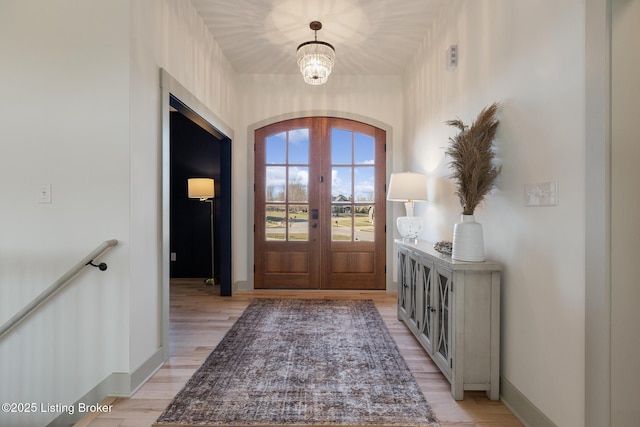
408,257,418,323
420,263,433,347
437,273,451,362
398,250,408,312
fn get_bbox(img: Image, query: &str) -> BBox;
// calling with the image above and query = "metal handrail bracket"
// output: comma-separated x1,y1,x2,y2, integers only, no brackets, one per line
0,239,119,340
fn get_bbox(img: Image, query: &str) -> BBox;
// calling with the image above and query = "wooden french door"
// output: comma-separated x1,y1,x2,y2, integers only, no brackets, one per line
254,117,386,289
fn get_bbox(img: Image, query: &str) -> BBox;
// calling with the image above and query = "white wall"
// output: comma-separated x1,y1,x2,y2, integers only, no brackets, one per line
0,1,131,426
233,74,403,289
129,0,236,375
402,1,586,426
611,0,640,424
0,1,236,425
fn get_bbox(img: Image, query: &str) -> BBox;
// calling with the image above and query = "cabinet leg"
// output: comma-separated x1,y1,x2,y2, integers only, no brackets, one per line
451,384,464,400
487,385,499,401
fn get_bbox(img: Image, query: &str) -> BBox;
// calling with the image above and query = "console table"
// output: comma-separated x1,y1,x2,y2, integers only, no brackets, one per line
395,240,501,400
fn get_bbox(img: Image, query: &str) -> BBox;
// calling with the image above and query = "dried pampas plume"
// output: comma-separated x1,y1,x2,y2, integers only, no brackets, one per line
445,102,501,215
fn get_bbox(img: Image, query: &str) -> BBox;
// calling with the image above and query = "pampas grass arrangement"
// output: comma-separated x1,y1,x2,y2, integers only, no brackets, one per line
445,102,502,215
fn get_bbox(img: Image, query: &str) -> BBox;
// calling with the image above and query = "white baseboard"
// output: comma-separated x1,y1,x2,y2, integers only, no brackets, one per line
129,347,165,395
500,376,557,427
235,280,251,291
47,347,165,427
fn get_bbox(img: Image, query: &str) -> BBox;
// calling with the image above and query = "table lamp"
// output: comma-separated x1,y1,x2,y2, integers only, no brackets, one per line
386,172,427,242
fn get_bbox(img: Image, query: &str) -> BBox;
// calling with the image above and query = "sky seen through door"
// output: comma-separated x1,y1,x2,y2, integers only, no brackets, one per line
265,128,375,203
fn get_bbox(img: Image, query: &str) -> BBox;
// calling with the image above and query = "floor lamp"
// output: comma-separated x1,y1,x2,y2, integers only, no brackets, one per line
188,178,216,285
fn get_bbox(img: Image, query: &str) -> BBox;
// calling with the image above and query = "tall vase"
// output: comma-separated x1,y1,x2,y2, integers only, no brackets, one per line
452,214,485,262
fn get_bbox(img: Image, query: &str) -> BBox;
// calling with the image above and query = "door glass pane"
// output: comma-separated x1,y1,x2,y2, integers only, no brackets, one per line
288,205,308,241
265,204,286,241
266,132,286,164
331,167,352,201
265,166,286,202
288,129,309,164
331,128,352,164
331,207,352,241
288,166,308,202
354,167,374,202
354,133,374,164
354,205,374,242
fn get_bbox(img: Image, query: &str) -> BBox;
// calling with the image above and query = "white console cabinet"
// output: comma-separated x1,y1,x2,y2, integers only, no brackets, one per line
396,240,501,400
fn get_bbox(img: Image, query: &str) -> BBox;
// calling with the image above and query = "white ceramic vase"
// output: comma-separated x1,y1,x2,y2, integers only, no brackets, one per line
452,214,485,262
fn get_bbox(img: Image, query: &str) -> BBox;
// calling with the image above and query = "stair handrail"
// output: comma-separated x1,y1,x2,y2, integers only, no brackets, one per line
0,239,119,340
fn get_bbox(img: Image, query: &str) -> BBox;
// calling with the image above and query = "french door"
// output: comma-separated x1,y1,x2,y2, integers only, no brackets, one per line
254,117,386,289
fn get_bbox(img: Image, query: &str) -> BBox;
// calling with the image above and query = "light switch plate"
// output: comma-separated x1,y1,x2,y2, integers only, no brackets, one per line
524,181,558,207
39,184,52,204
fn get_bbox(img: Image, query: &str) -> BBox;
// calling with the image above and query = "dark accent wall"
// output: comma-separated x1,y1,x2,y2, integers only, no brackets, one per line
170,111,222,280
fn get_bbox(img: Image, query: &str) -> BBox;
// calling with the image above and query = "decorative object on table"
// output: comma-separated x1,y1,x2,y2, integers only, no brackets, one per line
188,178,217,285
297,21,335,86
434,240,453,255
446,102,501,261
386,172,428,242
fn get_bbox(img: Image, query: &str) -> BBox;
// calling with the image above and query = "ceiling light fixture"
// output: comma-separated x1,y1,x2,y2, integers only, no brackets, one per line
296,21,335,86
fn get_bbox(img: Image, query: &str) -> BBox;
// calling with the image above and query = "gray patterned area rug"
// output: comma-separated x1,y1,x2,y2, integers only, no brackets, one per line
154,299,439,427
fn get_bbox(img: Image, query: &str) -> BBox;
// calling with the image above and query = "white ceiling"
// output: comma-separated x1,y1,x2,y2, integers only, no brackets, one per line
189,0,447,76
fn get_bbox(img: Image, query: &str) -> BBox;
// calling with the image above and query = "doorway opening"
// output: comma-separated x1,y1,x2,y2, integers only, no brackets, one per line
169,95,232,296
160,69,234,362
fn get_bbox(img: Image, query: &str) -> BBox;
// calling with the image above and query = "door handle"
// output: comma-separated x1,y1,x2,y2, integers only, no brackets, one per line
311,223,318,229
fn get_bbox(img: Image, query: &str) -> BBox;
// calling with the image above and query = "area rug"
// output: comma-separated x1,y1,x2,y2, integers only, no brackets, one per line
154,299,439,427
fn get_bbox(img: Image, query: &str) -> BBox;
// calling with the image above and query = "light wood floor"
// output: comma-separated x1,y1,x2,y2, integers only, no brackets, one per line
75,279,523,427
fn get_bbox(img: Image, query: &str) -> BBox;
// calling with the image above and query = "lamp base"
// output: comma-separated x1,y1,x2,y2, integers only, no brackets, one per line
397,216,422,242
204,277,218,286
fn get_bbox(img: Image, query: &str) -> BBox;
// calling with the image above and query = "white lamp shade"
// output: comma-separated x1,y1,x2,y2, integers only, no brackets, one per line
188,178,215,200
386,172,427,202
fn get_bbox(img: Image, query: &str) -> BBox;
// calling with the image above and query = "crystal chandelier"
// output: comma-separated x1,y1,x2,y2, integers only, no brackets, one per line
296,21,335,86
